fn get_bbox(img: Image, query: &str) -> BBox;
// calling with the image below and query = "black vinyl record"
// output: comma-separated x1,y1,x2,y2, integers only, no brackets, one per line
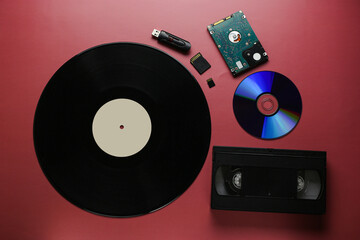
33,43,211,217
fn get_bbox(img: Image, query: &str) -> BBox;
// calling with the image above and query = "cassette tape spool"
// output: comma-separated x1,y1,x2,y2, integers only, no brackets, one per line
215,168,322,200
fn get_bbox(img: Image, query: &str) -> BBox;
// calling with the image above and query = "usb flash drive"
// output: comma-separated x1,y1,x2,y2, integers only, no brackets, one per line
152,29,191,52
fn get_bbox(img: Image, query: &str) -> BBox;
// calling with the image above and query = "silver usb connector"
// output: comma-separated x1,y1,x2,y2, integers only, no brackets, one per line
152,29,161,38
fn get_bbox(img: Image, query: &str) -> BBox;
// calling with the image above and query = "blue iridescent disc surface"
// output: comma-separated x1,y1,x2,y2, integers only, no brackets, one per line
233,71,302,139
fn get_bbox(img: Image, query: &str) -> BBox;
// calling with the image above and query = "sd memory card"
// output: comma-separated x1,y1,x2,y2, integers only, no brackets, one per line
190,52,211,75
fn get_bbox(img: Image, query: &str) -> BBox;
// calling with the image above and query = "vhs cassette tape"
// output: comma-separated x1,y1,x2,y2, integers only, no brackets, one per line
211,146,326,214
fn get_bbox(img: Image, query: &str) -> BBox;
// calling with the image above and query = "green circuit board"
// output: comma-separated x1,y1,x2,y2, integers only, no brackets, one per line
207,10,268,77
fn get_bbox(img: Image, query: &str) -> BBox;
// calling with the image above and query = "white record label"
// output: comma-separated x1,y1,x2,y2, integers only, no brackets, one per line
92,99,152,157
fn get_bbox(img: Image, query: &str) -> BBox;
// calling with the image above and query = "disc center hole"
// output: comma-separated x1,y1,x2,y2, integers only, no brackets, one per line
256,93,279,116
119,125,124,130
262,98,274,110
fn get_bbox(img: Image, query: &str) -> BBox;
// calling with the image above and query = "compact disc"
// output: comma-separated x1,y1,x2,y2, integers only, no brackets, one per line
33,43,211,217
233,71,302,139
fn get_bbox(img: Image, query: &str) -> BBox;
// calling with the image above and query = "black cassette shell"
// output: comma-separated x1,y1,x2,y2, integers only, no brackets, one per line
33,43,211,217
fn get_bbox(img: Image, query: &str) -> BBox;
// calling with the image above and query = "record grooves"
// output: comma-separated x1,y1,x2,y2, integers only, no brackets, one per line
33,43,211,217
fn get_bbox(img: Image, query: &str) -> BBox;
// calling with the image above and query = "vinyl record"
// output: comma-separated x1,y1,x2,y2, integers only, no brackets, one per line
33,43,211,217
233,71,302,139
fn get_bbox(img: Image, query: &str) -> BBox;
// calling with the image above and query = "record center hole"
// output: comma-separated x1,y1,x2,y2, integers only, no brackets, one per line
119,125,124,130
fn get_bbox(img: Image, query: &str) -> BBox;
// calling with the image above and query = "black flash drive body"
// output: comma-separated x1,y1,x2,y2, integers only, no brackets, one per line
152,29,191,52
